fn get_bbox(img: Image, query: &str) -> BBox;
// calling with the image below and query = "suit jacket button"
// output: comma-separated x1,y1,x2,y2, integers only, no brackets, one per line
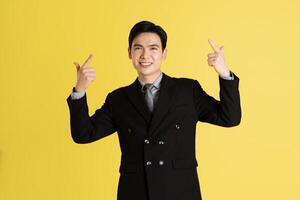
146,161,152,166
144,139,150,144
128,128,132,133
158,160,164,165
175,124,180,130
158,140,164,145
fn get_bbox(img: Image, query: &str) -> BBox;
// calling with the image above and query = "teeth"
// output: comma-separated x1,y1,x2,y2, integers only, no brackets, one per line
140,62,152,66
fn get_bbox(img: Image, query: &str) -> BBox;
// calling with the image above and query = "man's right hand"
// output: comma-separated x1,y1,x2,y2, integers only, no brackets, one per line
73,54,95,92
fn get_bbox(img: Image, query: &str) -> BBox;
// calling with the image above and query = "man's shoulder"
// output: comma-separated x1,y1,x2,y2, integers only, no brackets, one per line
173,76,196,84
166,74,197,87
107,85,129,97
106,79,137,98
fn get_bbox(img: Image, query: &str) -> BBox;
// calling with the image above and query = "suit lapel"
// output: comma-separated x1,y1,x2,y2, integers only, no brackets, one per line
124,73,177,137
125,78,152,124
148,73,176,138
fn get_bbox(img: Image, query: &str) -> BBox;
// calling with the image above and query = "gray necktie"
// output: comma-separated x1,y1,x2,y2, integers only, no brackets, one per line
142,83,154,112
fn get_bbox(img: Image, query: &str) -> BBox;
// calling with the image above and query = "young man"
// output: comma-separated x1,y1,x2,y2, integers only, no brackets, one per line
67,21,241,200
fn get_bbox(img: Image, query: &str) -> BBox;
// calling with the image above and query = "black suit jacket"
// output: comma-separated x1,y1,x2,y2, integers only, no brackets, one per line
66,72,241,200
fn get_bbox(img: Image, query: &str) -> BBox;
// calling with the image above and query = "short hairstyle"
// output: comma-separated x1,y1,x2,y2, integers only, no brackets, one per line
128,21,167,51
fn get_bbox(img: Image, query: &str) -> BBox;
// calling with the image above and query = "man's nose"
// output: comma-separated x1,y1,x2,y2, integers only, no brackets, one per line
141,49,150,58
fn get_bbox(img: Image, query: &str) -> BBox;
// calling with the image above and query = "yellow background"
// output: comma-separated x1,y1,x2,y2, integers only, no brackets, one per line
1,0,299,199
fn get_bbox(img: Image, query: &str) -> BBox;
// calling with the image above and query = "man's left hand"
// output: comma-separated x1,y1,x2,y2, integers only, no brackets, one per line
207,39,230,77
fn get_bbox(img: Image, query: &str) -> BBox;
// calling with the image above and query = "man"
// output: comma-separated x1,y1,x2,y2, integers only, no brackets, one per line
66,20,241,200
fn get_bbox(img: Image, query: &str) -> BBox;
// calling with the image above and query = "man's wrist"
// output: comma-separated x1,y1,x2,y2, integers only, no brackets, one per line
220,71,234,80
73,87,85,93
71,87,85,100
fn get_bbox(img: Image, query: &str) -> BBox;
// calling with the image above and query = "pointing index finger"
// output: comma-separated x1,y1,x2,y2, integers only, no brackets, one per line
82,54,93,68
208,39,219,53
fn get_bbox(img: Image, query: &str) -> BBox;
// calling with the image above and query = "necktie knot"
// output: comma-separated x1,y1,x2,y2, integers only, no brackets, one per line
143,83,154,94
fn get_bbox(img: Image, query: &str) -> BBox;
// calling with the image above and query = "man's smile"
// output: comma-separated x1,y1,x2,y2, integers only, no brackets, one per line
139,62,153,67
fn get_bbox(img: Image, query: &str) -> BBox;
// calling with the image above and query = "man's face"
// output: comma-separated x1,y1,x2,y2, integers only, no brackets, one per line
128,32,167,79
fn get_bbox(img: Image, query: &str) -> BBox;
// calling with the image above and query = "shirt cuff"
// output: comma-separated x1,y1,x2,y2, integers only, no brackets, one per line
220,71,234,80
70,87,85,100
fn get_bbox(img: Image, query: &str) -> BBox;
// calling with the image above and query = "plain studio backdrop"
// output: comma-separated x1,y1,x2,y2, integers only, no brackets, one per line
0,0,299,199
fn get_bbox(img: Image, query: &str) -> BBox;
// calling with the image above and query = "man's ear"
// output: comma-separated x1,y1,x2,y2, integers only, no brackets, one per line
162,48,167,60
128,47,132,59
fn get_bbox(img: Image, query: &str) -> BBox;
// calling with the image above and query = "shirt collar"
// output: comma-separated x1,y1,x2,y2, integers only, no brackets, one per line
138,72,163,89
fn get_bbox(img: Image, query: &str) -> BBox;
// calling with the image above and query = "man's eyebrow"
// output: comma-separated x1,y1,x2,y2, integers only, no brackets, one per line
149,44,160,48
132,43,161,48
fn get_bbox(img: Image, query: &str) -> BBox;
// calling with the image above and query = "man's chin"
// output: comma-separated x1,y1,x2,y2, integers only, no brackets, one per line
137,68,153,75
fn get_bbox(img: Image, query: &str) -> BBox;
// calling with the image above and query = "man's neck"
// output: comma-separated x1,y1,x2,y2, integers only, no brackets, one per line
138,71,162,84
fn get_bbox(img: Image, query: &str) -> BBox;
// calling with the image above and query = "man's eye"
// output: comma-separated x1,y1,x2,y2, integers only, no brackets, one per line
134,47,141,50
151,47,158,50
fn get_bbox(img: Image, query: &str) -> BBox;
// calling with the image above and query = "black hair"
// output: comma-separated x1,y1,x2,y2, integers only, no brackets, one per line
128,20,167,51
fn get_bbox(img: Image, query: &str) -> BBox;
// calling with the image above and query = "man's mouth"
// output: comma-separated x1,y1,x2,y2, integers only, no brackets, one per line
139,62,153,67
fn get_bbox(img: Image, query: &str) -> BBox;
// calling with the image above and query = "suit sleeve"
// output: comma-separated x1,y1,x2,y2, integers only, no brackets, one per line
193,73,241,127
66,92,116,143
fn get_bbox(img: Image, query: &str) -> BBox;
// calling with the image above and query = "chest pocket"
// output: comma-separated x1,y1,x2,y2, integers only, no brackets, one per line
170,102,197,121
